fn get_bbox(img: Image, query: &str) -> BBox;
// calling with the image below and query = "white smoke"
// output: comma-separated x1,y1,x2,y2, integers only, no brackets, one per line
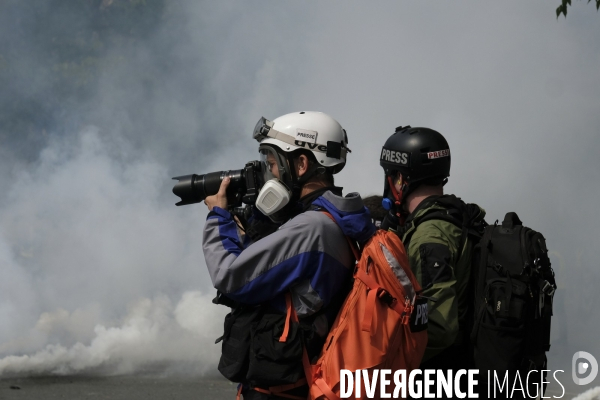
0,127,227,376
0,291,225,376
573,386,600,400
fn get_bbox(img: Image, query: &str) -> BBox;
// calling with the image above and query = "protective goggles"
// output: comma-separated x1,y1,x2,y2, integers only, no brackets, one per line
253,117,297,147
258,145,292,187
253,117,274,140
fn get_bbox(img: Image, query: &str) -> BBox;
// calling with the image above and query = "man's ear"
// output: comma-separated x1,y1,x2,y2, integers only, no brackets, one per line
295,154,309,177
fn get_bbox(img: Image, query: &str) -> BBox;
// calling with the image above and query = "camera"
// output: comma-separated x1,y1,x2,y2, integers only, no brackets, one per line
172,160,263,207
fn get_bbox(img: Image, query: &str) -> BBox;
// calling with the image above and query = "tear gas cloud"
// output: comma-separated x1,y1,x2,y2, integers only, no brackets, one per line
0,129,226,375
0,0,311,376
0,0,599,387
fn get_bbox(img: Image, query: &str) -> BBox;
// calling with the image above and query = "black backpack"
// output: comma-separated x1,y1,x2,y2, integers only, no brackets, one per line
470,212,556,397
400,197,556,396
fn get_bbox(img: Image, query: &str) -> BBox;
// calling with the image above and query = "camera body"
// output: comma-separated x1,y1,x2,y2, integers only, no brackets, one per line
172,160,263,207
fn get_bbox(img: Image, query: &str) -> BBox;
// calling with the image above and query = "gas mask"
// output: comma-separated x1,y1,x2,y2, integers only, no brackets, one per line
255,180,291,216
255,146,295,222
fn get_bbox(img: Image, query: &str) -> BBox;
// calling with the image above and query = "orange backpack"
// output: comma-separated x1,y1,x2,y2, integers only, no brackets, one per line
305,227,428,400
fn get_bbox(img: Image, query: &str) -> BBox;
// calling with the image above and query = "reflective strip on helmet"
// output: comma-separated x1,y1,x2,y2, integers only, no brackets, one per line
380,242,415,300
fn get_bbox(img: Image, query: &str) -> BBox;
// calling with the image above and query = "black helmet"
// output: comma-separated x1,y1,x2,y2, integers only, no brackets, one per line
380,126,450,185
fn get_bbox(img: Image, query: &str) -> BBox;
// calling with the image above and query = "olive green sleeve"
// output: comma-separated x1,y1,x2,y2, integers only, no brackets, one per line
406,220,462,362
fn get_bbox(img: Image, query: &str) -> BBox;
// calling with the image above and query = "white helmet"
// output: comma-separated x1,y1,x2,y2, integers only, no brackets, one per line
253,111,351,174
252,111,351,221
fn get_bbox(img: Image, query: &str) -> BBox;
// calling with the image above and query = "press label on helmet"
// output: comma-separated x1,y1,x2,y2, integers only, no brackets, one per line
427,149,450,159
381,147,409,165
295,129,318,144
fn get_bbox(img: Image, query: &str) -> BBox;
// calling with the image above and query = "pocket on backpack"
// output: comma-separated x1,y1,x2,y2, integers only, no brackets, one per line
473,279,527,371
217,307,260,382
246,313,304,387
475,320,525,371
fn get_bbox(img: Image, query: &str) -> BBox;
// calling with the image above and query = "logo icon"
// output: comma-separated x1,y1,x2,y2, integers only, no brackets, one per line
572,351,598,385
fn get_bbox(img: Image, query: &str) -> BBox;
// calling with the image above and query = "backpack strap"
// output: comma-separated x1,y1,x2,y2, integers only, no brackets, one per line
322,211,361,260
356,267,408,329
313,377,340,400
252,380,308,400
282,293,313,378
402,200,484,254
470,222,496,342
477,223,495,297
278,292,294,343
401,209,461,246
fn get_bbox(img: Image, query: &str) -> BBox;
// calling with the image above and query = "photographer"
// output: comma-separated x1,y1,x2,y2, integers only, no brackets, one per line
202,111,375,399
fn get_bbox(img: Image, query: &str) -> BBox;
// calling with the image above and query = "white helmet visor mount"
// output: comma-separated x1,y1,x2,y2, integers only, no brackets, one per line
253,117,275,141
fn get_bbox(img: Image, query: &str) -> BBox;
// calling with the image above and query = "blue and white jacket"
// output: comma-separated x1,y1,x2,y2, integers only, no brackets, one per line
202,191,376,318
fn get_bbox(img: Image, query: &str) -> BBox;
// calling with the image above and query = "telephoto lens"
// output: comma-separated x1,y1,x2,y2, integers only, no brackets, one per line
172,170,243,206
172,161,263,207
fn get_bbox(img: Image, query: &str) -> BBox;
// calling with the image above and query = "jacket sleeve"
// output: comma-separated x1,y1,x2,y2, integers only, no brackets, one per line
406,220,462,361
202,207,353,306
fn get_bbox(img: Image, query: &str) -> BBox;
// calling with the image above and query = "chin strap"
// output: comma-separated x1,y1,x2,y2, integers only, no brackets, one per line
289,153,328,199
387,175,403,205
386,175,407,226
296,164,325,187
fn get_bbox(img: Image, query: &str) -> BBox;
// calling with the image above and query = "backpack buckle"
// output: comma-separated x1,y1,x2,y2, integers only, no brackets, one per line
541,281,555,297
531,257,542,273
378,289,395,306
492,263,506,276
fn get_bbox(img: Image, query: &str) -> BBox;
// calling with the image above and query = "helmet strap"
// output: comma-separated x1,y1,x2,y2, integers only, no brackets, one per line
297,164,325,185
289,153,327,195
280,152,313,208
386,174,407,226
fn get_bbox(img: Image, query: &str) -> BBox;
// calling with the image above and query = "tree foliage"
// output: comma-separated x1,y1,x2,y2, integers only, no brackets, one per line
557,0,600,18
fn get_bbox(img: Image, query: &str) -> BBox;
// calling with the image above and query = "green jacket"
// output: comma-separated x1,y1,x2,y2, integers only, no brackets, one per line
395,195,485,362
